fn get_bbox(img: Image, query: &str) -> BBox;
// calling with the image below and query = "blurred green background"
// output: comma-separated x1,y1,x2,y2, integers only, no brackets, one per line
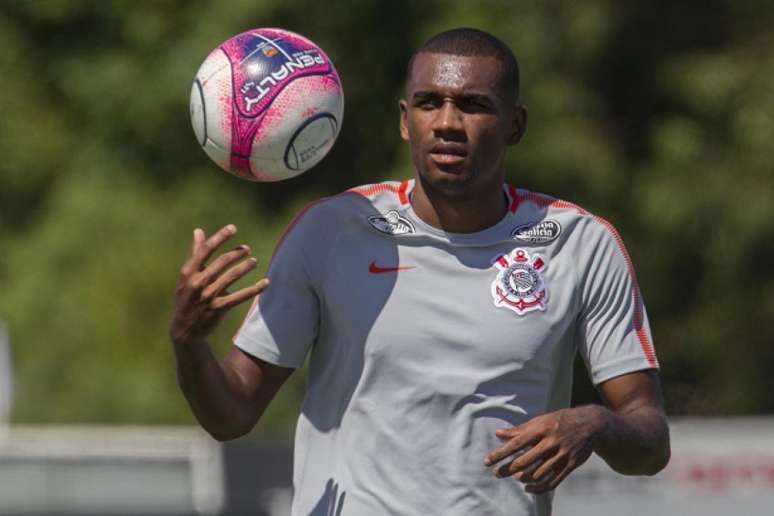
1,0,772,441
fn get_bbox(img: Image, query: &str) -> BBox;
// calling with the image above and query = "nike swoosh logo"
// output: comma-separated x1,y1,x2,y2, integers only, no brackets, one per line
368,261,417,274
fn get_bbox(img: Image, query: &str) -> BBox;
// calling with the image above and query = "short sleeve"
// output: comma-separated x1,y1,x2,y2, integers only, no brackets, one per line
576,220,659,385
233,208,321,369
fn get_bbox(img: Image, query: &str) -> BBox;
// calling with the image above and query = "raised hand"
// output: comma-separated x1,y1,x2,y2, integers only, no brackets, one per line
170,224,269,348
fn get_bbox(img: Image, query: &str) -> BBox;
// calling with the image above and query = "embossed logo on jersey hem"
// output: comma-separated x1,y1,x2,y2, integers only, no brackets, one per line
368,210,415,235
368,261,417,274
491,248,548,315
511,219,561,243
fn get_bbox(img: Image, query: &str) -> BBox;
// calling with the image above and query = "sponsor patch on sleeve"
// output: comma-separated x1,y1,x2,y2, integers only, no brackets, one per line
367,210,415,235
511,219,561,243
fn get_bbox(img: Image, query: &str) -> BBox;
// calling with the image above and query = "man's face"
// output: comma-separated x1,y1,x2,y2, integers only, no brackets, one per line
400,52,526,198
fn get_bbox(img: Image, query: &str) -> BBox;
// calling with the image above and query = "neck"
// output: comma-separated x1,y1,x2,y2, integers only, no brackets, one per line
410,177,508,233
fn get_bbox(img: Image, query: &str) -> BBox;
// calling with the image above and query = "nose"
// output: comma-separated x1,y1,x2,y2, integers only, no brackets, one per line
432,99,464,136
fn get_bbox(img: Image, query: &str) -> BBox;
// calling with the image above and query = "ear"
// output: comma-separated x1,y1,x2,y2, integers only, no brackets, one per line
399,99,409,141
508,105,528,145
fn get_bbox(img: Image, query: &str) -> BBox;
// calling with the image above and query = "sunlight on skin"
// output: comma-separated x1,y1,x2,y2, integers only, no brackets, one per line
432,57,468,89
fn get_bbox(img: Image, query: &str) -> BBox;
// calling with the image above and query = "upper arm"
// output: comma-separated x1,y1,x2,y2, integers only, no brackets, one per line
576,219,659,385
597,370,665,416
222,346,295,417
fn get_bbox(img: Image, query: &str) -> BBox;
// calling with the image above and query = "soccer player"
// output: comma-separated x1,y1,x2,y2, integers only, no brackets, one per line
170,28,670,515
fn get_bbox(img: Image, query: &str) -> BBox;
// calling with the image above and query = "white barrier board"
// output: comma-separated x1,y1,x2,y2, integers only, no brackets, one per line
0,425,224,514
555,418,774,515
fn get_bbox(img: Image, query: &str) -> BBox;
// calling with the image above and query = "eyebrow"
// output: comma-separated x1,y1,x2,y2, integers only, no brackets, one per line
460,93,496,104
411,90,497,104
411,91,439,99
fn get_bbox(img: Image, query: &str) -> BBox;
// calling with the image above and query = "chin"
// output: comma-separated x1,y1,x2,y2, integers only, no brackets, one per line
419,165,476,197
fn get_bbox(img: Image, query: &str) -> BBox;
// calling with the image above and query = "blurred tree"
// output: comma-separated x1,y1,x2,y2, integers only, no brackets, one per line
0,0,772,438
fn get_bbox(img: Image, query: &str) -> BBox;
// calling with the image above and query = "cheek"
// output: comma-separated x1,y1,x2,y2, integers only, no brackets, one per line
467,127,509,170
406,116,430,145
472,124,506,152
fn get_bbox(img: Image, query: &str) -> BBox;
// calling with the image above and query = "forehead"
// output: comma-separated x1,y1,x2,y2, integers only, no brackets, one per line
407,52,504,96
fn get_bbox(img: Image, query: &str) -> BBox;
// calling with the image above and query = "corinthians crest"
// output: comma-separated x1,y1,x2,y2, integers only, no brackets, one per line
491,248,548,315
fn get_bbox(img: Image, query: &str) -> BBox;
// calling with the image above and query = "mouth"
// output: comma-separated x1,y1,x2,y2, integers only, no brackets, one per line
429,143,467,166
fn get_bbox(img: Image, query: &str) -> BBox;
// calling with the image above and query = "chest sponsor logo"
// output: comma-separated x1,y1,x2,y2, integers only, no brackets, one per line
511,219,561,243
491,248,549,315
367,210,415,235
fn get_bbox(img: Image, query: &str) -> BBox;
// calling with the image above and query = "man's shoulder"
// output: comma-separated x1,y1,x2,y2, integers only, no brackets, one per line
308,179,409,215
283,179,410,235
513,187,621,240
345,179,411,212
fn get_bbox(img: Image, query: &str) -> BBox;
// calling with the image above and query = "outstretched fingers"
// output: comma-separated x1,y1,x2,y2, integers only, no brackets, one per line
171,224,265,348
191,227,205,254
199,245,252,286
178,224,265,313
183,224,238,275
211,278,270,311
201,256,258,301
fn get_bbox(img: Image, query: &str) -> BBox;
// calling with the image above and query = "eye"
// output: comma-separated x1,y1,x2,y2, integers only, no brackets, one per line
413,95,440,109
460,97,493,113
419,100,438,109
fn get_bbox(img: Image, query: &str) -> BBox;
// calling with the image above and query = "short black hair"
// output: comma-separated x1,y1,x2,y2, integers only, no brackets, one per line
406,27,520,103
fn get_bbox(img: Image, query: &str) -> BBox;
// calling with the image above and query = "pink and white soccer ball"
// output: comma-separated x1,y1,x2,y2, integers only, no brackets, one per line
190,28,344,181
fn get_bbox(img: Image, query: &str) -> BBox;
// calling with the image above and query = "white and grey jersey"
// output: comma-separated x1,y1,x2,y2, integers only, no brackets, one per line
235,179,658,516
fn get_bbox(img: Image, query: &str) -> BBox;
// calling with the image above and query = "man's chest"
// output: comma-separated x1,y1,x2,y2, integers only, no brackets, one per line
320,234,580,371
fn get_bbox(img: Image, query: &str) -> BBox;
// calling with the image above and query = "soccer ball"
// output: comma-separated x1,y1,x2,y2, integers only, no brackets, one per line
190,28,344,181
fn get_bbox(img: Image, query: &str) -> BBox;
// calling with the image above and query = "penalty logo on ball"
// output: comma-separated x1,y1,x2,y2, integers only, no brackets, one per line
491,248,549,315
231,36,331,117
190,28,344,182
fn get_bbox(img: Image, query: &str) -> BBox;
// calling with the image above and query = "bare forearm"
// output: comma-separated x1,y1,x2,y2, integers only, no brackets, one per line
174,340,256,441
585,404,670,475
170,225,280,440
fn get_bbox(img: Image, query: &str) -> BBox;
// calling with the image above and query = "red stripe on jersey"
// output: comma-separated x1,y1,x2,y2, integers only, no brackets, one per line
593,216,659,368
517,190,658,369
398,180,409,205
507,184,520,213
517,190,590,215
349,181,410,205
